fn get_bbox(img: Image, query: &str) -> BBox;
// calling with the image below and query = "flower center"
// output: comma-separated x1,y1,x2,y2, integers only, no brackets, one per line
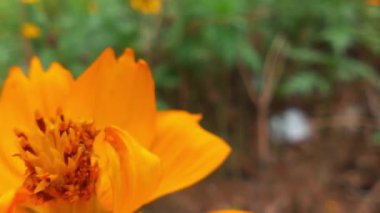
15,111,100,203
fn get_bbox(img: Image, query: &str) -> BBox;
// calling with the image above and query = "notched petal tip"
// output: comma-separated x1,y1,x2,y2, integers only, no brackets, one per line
65,47,156,148
117,48,137,65
99,47,117,61
137,59,153,76
2,66,28,94
29,56,44,78
192,113,203,122
88,47,116,66
47,61,65,70
137,59,148,68
103,47,116,54
124,48,135,59
7,66,25,78
46,62,74,80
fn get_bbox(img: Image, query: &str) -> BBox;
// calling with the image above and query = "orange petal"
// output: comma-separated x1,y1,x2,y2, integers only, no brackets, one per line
28,59,74,118
0,190,16,213
148,110,231,201
8,190,106,213
208,211,253,213
1,188,39,213
0,157,22,194
0,59,74,181
95,126,161,213
65,48,156,148
1,58,73,127
0,68,34,178
0,67,36,128
28,56,44,79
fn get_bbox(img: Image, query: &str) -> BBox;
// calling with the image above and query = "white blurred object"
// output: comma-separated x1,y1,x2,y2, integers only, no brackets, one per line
270,108,311,144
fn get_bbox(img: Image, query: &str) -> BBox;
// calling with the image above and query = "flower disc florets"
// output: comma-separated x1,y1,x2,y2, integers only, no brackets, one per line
15,111,99,202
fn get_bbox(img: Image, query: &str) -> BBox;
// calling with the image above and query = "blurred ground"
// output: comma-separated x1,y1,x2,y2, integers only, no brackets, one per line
145,131,380,213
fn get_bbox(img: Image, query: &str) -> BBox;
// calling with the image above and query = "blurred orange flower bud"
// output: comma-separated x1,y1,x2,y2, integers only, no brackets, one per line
21,22,41,39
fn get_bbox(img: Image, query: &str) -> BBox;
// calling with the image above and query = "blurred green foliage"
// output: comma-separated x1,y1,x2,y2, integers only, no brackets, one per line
0,0,380,100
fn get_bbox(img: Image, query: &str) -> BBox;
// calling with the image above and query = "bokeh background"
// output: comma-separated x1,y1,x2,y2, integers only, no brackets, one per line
1,0,380,212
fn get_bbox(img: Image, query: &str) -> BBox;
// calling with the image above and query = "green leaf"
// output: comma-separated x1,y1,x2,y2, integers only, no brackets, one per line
153,65,180,89
286,47,329,64
335,58,377,82
239,43,262,72
322,26,354,54
280,70,330,96
156,98,170,110
371,131,380,146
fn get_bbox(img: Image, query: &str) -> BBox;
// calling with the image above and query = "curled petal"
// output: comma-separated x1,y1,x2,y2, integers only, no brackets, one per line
95,127,161,213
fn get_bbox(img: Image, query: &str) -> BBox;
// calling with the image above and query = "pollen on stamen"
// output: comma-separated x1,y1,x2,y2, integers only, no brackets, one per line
15,111,100,203
15,129,36,155
34,111,46,133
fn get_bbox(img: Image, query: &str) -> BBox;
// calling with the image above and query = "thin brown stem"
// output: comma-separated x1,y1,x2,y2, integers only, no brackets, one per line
256,35,287,163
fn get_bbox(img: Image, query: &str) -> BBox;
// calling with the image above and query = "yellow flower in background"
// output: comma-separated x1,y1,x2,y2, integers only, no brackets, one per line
0,48,230,212
87,2,99,14
21,22,41,39
369,0,380,6
21,0,39,4
131,0,162,14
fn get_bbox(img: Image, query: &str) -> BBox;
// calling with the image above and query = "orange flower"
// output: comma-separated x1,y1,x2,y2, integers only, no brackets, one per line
0,48,231,212
21,22,41,39
130,0,162,14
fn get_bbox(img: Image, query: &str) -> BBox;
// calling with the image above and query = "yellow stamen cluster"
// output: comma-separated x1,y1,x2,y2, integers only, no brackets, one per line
15,112,99,203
